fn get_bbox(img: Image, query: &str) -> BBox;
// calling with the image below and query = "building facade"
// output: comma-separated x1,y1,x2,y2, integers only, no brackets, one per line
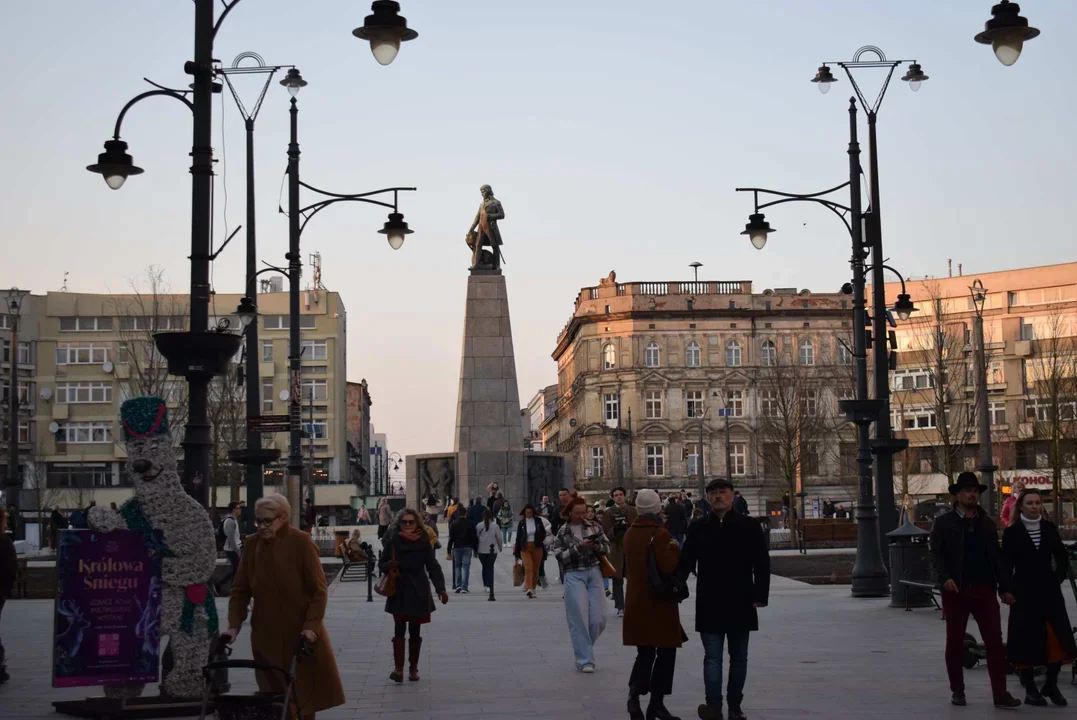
345,379,373,496
547,272,858,513
5,286,352,519
524,384,558,451
880,262,1077,517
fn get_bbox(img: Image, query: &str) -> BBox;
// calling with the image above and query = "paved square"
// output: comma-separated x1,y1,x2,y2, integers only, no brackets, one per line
2,550,1074,719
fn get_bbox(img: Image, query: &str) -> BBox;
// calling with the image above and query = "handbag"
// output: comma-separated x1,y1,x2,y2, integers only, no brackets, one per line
374,545,398,597
647,532,689,603
513,561,525,587
600,555,620,580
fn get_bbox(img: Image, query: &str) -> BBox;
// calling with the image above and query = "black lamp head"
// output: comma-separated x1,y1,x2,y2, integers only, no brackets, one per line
379,212,413,250
740,213,775,250
87,139,144,190
353,1,419,66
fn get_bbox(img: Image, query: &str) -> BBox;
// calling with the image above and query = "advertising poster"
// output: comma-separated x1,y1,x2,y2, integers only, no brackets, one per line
52,529,164,688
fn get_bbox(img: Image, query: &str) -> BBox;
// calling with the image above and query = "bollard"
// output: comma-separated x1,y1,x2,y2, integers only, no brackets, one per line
367,556,374,602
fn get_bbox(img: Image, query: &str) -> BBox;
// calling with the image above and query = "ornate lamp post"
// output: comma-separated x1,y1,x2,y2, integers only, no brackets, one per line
813,45,928,539
969,279,999,518
86,0,420,508
975,1,1041,66
4,289,27,538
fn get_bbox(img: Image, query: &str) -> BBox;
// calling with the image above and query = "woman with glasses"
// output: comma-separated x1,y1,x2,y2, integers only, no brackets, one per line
224,493,344,720
380,509,448,683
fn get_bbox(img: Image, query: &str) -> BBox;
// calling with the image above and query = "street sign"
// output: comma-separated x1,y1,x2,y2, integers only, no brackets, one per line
247,415,292,433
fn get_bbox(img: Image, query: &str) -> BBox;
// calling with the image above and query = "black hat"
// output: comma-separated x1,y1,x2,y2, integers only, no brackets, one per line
706,478,735,493
949,471,987,496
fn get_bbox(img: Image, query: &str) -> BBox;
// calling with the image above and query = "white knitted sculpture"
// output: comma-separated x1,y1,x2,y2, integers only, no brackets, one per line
88,397,219,699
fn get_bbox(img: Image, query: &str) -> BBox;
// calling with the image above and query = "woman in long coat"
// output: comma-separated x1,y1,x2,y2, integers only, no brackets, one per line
1002,488,1075,707
380,508,448,682
226,493,344,720
622,489,687,720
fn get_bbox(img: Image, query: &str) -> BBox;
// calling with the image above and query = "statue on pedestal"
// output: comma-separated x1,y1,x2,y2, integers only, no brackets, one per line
466,184,505,270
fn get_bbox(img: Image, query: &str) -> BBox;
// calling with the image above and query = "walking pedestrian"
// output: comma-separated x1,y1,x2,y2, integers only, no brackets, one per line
377,497,393,540
665,496,688,547
423,492,440,528
929,471,1022,709
732,491,749,516
224,493,345,719
487,482,501,510
554,494,611,673
381,509,448,682
447,508,478,593
539,495,555,522
600,486,638,619
49,507,68,551
0,506,17,684
680,479,770,720
215,501,243,595
623,489,686,720
357,505,371,525
514,504,546,598
476,509,503,600
1002,488,1075,707
467,498,486,525
498,499,514,548
1000,479,1026,528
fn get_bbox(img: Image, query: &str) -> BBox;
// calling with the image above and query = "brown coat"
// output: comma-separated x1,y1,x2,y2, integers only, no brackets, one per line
228,525,345,716
622,515,687,648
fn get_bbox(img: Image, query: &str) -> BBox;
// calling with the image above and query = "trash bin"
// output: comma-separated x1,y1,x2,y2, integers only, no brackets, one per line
886,517,932,609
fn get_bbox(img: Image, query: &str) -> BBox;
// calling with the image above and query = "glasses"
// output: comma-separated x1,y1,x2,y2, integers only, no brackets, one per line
254,516,277,527
399,519,416,526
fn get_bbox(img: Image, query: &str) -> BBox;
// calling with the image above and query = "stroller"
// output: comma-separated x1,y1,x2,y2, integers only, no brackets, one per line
198,635,313,720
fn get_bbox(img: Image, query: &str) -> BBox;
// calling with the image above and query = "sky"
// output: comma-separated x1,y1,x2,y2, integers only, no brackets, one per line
4,1,1075,461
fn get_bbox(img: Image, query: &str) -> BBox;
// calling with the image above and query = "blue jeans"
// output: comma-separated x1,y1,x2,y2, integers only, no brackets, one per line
701,630,750,709
502,525,514,546
452,547,473,591
563,566,607,669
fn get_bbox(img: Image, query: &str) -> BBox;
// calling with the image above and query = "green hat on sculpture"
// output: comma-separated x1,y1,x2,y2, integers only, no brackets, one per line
121,396,170,439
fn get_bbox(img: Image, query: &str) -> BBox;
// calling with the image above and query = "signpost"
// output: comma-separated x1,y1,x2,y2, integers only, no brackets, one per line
247,414,291,433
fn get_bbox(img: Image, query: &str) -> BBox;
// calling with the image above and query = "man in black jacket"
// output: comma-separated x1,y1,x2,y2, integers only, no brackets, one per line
929,472,1020,709
447,512,478,594
664,495,688,546
0,506,17,683
680,479,769,720
467,498,486,525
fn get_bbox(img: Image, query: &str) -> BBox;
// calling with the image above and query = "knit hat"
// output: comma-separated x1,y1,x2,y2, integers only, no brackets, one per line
635,489,661,515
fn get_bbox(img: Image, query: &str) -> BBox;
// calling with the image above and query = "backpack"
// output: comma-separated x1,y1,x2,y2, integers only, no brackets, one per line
611,511,630,538
215,517,230,552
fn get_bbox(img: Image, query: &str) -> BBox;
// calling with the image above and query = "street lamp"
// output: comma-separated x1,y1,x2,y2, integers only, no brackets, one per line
279,68,307,97
689,261,703,283
740,212,775,250
975,1,1040,67
810,65,839,94
817,45,927,541
380,212,413,250
235,296,257,330
969,278,999,519
4,288,27,539
86,139,145,190
352,0,419,67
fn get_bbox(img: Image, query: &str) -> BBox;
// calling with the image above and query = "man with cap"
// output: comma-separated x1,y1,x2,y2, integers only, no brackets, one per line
680,478,769,720
929,471,1021,709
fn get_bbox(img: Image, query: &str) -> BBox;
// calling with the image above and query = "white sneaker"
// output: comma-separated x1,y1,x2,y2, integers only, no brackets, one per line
617,609,624,617
579,665,595,674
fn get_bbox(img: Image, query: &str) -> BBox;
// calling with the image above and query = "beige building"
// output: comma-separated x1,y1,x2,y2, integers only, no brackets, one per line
7,286,352,515
546,272,859,513
879,262,1077,516
524,384,558,451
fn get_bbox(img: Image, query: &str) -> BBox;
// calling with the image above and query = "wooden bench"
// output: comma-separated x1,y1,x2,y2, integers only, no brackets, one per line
338,542,374,583
899,579,943,613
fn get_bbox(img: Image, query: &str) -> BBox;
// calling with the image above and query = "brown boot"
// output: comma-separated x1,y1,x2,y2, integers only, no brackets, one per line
408,637,423,681
389,637,405,683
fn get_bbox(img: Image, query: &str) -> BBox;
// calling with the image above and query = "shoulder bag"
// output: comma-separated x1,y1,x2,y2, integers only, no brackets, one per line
647,531,689,603
374,544,398,597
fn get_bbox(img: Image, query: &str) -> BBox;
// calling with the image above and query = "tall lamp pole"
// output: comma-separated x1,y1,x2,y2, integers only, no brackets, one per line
970,280,998,518
86,0,421,509
5,289,26,539
813,46,928,538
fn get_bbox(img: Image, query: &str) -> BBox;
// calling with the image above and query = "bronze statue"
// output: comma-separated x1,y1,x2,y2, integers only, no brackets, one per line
466,184,504,270
418,458,455,501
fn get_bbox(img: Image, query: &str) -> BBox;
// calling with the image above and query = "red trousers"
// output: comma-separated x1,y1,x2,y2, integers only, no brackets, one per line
942,584,1008,697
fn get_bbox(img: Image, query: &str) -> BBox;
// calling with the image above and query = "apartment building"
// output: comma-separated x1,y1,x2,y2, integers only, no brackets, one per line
5,286,352,516
880,262,1077,516
524,384,558,451
546,272,858,513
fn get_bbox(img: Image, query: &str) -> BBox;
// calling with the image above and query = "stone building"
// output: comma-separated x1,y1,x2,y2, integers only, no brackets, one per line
546,272,859,514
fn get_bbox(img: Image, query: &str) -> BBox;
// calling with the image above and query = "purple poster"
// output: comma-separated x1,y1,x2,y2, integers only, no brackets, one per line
53,529,164,688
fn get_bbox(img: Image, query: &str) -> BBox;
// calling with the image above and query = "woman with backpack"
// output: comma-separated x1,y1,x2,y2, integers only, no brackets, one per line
622,488,686,720
497,499,514,549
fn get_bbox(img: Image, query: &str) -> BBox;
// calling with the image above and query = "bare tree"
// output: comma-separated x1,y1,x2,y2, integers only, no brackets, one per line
209,363,247,505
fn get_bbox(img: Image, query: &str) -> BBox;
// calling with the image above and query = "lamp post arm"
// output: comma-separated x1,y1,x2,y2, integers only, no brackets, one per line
245,265,288,297
297,181,417,205
297,196,394,237
864,263,910,296
112,89,195,140
755,197,854,237
213,0,248,39
735,181,851,202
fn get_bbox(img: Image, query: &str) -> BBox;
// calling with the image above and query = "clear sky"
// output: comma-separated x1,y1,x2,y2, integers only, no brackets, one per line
5,1,1075,461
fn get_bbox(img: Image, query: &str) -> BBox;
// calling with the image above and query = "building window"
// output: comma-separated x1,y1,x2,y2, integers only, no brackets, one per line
56,382,113,404
726,341,742,367
1020,321,1035,341
730,442,747,476
685,390,705,418
899,407,938,430
604,393,619,424
685,341,701,368
61,422,113,444
118,316,184,331
301,339,328,361
300,379,328,402
264,315,289,330
16,342,31,365
728,389,744,417
55,344,109,365
603,343,616,370
990,401,1006,425
59,316,114,332
892,368,933,391
761,340,776,367
760,389,779,417
799,390,818,417
303,421,328,440
261,341,273,362
262,381,274,413
686,442,703,476
300,315,316,329
801,444,820,476
799,339,815,365
17,421,29,444
46,464,112,489
590,446,604,477
837,342,852,366
645,390,663,419
646,444,665,477
644,342,661,367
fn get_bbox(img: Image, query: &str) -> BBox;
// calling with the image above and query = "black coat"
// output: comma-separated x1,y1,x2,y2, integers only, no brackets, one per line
447,517,478,553
1002,519,1077,666
379,533,446,618
0,534,17,599
679,511,770,633
665,503,688,537
929,507,1010,592
467,503,486,525
513,516,546,558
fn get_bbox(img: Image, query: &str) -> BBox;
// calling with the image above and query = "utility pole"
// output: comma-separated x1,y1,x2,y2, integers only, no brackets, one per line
5,290,24,539
970,280,997,518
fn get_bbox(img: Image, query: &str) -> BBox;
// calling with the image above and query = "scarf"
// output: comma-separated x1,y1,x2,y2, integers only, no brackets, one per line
398,528,424,543
1020,514,1042,548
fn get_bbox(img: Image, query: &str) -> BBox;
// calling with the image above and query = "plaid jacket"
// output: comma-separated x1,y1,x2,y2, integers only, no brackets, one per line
553,520,611,573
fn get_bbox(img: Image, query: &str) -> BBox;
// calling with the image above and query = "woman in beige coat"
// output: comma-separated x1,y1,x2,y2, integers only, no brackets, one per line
225,493,344,719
